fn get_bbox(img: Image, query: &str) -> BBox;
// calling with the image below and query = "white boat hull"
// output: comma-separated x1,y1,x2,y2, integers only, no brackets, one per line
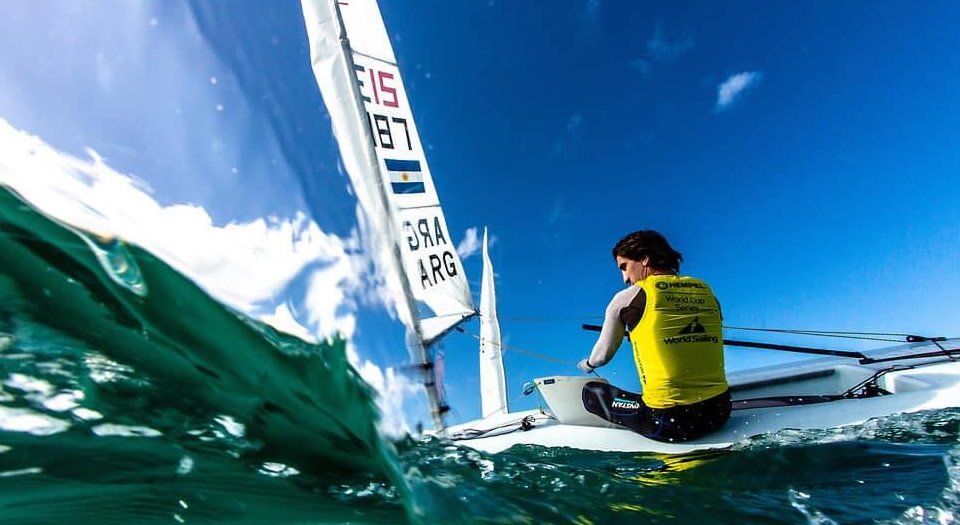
448,347,960,455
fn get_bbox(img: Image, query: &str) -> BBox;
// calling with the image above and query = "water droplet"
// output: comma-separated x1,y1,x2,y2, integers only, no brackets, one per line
77,235,147,297
177,456,194,476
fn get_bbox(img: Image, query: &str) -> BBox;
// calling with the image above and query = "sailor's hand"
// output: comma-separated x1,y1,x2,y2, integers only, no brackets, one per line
577,358,595,374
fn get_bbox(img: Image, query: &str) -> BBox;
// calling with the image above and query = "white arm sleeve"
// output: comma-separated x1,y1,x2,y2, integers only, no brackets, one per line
586,287,641,368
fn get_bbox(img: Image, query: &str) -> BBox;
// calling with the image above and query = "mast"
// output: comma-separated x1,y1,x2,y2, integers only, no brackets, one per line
331,2,447,431
301,0,476,431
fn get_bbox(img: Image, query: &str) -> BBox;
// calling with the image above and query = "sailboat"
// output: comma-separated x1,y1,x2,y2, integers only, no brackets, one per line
300,0,960,455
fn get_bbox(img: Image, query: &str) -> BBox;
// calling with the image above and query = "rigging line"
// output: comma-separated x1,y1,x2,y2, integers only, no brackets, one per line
579,322,904,345
477,311,603,322
488,313,922,341
350,50,398,68
496,315,605,323
455,328,578,366
729,332,905,344
424,312,476,319
478,389,536,421
449,414,546,441
722,326,915,338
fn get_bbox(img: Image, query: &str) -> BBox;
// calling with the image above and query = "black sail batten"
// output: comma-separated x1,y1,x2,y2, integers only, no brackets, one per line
722,339,867,360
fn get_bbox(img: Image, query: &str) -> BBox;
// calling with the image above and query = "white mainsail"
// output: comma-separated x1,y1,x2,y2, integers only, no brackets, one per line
479,228,508,417
301,0,475,429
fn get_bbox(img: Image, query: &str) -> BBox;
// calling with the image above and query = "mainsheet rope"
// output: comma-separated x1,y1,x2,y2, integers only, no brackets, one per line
454,327,578,366
498,313,915,342
721,326,908,343
459,313,934,366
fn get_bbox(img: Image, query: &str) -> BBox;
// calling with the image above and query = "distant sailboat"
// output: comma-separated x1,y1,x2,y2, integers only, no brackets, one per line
479,228,508,418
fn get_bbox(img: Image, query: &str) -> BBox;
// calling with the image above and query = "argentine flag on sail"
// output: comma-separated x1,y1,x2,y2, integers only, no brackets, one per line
385,159,425,194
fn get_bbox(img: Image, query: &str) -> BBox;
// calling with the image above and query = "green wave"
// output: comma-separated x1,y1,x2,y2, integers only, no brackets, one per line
0,183,394,477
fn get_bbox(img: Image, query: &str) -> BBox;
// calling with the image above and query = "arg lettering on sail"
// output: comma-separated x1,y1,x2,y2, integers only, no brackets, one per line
344,7,473,322
400,210,461,292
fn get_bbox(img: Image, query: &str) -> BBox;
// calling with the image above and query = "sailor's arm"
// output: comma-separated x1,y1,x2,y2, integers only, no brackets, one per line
578,287,636,373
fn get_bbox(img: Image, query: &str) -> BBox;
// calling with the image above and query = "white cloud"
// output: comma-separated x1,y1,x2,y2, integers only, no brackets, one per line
0,119,364,340
716,71,762,111
646,24,695,63
354,360,423,437
629,24,694,78
456,227,482,259
260,303,316,343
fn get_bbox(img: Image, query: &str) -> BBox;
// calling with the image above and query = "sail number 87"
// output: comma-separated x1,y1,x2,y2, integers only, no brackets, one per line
366,112,412,151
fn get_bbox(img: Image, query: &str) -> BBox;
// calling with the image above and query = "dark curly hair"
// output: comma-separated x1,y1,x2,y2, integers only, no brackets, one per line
612,230,683,273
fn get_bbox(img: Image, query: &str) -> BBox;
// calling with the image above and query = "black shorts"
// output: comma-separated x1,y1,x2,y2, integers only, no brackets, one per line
582,381,731,443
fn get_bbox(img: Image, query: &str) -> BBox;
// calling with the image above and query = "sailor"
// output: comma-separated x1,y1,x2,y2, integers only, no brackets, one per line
577,230,731,442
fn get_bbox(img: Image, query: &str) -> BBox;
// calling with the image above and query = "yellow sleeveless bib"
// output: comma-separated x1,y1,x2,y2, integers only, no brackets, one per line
628,275,727,409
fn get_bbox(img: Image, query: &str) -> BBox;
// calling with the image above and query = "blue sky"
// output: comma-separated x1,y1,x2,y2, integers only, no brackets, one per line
1,1,958,429
373,1,960,422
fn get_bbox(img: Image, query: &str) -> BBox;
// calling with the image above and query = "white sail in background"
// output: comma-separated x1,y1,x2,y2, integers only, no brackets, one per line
301,0,474,349
479,228,508,417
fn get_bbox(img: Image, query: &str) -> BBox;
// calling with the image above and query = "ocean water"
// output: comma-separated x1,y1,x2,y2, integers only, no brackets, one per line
1,185,959,525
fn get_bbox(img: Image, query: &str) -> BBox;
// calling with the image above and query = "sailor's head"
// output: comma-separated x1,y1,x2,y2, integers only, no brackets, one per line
612,230,682,285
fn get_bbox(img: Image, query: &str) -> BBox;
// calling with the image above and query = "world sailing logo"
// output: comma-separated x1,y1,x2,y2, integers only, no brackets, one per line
386,159,425,194
678,318,706,334
663,317,718,344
